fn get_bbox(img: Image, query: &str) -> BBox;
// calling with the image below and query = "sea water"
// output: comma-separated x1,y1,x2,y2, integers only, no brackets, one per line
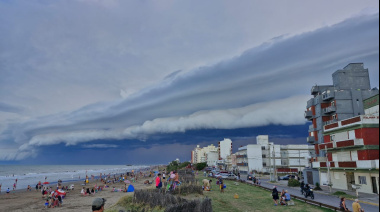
0,165,149,193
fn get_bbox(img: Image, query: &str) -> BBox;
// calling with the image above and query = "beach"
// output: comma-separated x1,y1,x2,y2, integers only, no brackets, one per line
0,166,159,211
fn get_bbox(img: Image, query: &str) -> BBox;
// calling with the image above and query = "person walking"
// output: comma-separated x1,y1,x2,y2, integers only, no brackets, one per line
352,199,364,212
340,197,349,211
272,186,279,206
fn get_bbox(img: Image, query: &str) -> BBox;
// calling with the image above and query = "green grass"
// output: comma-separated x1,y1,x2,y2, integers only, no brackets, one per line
332,191,357,200
105,194,165,212
197,176,332,212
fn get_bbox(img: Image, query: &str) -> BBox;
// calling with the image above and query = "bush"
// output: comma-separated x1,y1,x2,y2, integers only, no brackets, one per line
314,182,322,190
195,162,207,171
288,179,300,187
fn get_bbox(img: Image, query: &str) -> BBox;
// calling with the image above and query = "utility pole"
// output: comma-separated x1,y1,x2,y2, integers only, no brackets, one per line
273,145,277,182
268,144,272,181
299,149,301,174
326,146,332,193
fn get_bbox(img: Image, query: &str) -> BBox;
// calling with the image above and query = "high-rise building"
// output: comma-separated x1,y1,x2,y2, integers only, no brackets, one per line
305,63,379,157
312,94,379,194
218,138,232,160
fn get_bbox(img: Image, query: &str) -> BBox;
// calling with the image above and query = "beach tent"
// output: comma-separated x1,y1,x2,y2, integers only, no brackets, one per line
127,184,135,192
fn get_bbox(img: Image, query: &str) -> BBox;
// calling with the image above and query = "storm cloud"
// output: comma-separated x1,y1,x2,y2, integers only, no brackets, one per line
0,1,379,162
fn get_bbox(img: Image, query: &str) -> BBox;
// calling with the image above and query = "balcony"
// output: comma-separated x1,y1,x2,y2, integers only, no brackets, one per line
311,86,319,95
323,119,338,126
323,106,336,114
322,92,335,101
307,136,316,144
237,163,248,167
307,98,315,108
236,154,247,159
356,160,377,169
308,124,316,132
304,111,313,120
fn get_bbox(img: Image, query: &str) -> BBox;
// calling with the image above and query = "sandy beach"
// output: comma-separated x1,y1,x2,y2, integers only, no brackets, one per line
0,174,157,212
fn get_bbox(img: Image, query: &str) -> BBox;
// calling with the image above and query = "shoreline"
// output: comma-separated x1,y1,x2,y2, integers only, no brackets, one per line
0,166,161,211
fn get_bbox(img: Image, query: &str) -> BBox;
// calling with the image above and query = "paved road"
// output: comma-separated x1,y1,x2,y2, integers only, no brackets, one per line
250,179,379,212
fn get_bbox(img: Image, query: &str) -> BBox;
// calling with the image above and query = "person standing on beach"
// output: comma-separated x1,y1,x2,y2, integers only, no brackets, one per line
6,187,10,195
0,183,2,193
155,173,162,193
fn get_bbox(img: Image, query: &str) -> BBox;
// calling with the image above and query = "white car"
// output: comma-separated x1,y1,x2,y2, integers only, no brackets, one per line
221,173,238,180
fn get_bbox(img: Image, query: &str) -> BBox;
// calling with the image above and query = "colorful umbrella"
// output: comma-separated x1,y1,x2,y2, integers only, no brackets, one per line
43,182,49,184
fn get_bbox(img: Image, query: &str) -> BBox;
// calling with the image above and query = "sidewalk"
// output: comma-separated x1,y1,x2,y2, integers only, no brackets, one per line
259,179,379,212
271,179,379,206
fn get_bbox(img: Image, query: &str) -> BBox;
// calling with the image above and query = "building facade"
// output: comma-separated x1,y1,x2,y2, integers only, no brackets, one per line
312,95,379,194
191,144,218,164
236,135,313,174
305,63,379,157
219,138,232,160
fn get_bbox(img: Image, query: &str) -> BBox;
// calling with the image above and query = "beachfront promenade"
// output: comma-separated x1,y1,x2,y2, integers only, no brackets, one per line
240,174,379,212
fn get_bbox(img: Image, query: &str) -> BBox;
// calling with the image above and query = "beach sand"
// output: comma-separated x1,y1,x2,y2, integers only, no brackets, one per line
0,175,157,212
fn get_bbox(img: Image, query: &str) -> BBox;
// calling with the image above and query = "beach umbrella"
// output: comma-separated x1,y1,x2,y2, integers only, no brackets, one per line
43,182,49,184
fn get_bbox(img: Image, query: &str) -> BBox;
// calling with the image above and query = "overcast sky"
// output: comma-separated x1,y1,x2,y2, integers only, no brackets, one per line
0,0,379,164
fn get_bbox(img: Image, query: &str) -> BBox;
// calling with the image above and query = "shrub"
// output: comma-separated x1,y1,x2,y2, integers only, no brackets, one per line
195,162,207,171
314,182,322,190
288,179,300,187
333,191,347,196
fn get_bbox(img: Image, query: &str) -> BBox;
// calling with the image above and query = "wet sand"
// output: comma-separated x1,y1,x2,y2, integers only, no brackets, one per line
0,175,157,211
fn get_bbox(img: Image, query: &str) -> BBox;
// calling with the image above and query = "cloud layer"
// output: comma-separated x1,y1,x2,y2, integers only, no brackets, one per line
0,1,379,161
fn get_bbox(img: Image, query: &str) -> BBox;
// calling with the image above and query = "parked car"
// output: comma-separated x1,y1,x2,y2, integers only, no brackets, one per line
222,173,238,180
278,175,296,180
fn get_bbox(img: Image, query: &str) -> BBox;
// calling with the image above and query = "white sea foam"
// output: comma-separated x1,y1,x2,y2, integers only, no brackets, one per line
0,165,149,192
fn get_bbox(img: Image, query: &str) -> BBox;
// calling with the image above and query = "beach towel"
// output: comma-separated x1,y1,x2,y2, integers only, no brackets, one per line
127,185,135,192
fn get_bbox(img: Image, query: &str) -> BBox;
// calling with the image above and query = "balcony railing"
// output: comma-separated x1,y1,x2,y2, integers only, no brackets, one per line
304,111,313,120
236,155,247,158
307,136,316,144
237,163,248,167
323,119,338,126
323,106,336,114
322,92,335,101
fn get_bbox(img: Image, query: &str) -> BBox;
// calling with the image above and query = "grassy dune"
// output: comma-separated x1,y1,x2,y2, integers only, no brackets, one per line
197,176,331,212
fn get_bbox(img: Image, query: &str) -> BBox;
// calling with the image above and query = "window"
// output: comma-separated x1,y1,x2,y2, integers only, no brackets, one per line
262,154,266,158
330,135,335,142
263,162,267,167
359,176,367,185
261,146,265,150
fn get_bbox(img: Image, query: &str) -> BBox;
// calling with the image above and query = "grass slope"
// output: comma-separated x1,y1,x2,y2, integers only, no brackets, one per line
197,176,332,212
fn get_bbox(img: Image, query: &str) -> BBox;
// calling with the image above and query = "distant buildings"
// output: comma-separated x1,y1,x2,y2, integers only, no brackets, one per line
305,63,379,158
191,144,218,166
236,135,313,174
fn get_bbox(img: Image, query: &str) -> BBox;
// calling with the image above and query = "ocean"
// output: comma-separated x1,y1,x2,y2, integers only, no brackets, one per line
0,165,149,193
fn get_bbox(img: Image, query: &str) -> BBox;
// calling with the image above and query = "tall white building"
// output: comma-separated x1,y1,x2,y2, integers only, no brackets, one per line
236,135,314,174
219,138,232,160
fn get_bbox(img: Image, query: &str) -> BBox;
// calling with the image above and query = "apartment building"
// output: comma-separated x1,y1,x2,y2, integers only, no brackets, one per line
236,135,313,174
191,144,218,164
305,63,379,157
312,95,379,194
